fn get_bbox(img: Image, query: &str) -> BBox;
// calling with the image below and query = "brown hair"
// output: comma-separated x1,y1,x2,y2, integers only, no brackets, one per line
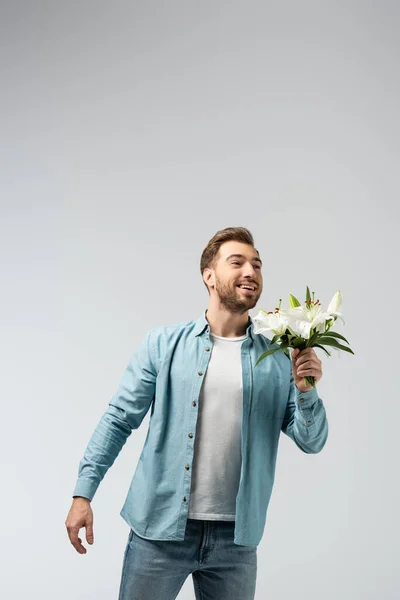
200,227,256,294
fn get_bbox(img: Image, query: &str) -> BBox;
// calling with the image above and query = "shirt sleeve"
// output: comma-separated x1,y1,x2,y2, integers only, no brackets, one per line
72,328,158,501
281,368,329,454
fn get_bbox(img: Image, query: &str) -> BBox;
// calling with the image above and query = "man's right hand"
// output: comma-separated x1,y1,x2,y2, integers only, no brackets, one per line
65,497,94,554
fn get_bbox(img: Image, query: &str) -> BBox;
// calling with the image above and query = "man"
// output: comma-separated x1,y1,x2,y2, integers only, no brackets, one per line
65,226,327,599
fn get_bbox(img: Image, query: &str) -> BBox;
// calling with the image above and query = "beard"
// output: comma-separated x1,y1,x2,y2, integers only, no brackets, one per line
214,277,261,313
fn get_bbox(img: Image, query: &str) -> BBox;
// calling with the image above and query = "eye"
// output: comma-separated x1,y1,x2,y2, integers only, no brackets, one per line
231,261,261,269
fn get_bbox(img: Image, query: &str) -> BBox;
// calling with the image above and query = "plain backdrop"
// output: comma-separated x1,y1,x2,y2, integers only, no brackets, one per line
1,1,399,598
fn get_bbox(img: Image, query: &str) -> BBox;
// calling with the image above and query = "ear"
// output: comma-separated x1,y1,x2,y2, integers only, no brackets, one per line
203,268,214,290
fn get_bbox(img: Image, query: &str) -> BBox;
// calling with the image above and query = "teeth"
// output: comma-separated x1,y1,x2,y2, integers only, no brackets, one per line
239,285,254,290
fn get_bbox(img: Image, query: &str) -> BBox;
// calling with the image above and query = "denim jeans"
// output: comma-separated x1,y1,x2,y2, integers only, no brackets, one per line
118,518,258,599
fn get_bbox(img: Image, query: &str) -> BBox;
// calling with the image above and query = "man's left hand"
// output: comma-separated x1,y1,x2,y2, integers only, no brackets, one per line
291,348,323,393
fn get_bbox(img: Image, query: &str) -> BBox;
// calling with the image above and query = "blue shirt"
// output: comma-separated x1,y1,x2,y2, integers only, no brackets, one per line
73,309,329,546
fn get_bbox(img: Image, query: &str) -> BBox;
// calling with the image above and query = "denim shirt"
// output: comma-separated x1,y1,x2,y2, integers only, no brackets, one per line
73,309,329,547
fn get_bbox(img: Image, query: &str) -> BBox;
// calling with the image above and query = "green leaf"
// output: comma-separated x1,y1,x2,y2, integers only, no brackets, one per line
307,330,320,347
254,347,283,366
319,331,350,344
313,343,332,357
306,286,311,304
315,337,355,355
271,334,281,344
291,336,305,349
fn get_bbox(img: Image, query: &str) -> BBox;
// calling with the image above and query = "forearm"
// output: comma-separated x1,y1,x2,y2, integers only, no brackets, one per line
282,385,329,454
72,405,132,501
72,329,157,500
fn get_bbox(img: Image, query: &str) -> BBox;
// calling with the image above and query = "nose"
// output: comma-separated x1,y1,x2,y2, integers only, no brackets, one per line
243,264,259,279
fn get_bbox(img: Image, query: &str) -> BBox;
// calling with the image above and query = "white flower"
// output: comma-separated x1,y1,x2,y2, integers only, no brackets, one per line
327,290,342,315
284,290,345,340
252,287,353,370
284,306,326,339
253,309,290,336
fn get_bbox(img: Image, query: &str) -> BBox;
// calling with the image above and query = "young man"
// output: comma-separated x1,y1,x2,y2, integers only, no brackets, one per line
65,226,327,600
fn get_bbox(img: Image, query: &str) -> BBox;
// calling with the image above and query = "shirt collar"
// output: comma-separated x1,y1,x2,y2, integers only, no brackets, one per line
194,309,255,341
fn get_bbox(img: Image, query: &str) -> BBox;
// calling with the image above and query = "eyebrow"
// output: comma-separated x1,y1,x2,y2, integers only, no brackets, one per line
225,253,263,266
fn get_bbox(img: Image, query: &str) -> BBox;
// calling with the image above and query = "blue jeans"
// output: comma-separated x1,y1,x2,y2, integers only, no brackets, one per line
118,518,258,599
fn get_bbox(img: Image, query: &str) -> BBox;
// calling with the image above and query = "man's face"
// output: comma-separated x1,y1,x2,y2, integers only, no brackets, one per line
207,241,263,313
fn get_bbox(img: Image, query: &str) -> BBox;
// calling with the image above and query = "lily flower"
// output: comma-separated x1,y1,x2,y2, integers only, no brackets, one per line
283,290,345,340
253,308,290,336
252,286,354,388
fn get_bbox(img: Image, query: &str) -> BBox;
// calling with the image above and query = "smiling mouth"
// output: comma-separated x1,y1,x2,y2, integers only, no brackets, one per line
237,286,256,294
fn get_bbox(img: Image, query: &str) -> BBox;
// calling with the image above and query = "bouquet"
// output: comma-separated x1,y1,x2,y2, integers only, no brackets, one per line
253,286,354,389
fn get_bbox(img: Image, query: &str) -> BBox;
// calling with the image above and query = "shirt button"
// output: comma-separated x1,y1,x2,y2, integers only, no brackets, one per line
198,371,203,376
299,398,304,403
205,347,210,351
188,433,193,438
306,420,311,424
192,401,197,406
185,464,190,470
182,496,187,502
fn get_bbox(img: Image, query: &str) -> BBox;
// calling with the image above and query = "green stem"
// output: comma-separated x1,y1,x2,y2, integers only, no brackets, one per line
303,375,316,388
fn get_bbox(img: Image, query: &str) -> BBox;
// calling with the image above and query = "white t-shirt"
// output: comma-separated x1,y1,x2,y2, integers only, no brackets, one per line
187,331,247,520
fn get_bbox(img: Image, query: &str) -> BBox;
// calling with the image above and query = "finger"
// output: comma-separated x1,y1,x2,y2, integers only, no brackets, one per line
296,358,311,368
294,349,312,363
68,526,87,554
296,368,322,378
296,360,320,370
86,522,94,545
297,356,320,367
298,349,316,358
296,368,316,376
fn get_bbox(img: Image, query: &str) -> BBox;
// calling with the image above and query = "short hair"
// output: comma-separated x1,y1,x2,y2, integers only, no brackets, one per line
200,226,256,294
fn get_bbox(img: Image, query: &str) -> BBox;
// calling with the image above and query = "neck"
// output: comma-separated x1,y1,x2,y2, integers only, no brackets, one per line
205,307,250,337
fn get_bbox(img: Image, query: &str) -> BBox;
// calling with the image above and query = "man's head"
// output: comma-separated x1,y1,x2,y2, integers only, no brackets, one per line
200,227,263,314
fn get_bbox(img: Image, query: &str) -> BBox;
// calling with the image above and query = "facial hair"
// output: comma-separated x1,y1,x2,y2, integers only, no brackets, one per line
214,275,261,314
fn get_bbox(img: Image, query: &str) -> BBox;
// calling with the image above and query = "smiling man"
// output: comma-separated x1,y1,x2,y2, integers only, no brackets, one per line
65,226,328,600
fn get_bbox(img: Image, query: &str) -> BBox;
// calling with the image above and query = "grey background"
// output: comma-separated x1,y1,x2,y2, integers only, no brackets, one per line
1,1,399,598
